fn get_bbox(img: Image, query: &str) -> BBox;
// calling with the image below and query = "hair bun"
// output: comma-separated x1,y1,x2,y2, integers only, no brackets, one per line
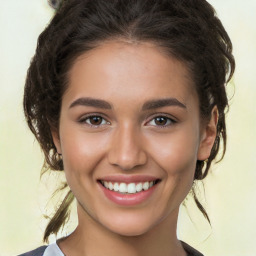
48,0,62,10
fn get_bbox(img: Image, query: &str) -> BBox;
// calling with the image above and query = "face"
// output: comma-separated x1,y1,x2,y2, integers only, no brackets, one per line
52,41,216,236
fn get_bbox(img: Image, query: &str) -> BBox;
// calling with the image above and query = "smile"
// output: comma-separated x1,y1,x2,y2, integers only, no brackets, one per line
100,180,159,194
98,176,161,206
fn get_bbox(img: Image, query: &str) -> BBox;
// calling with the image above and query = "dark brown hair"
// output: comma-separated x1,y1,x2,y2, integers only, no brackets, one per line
24,0,235,242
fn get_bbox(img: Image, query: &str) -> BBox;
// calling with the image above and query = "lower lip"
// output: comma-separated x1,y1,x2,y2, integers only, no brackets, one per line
98,182,159,206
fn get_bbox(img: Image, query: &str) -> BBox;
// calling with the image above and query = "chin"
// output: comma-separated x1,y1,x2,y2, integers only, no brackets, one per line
108,223,152,237
99,211,162,237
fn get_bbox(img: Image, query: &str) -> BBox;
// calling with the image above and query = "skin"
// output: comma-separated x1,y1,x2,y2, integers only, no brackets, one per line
52,40,217,256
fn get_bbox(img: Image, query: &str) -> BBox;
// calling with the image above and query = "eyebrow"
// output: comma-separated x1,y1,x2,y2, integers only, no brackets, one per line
69,97,186,110
69,97,112,109
142,98,186,110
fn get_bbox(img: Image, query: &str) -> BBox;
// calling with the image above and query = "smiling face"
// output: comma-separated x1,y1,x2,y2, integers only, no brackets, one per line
52,41,216,237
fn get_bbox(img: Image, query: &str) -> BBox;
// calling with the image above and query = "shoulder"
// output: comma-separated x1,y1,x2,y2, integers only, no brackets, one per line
181,241,204,256
17,242,203,256
18,246,48,256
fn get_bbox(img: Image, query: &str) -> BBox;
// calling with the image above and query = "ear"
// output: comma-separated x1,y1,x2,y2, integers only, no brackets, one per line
197,106,218,161
51,129,62,154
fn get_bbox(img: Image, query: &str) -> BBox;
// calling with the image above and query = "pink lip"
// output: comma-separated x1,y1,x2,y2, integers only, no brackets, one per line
98,179,160,206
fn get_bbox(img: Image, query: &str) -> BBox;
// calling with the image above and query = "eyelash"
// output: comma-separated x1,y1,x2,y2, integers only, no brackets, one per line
78,113,110,128
78,113,177,128
146,114,177,128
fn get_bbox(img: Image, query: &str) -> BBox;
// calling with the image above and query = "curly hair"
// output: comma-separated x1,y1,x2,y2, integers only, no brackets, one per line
24,0,235,242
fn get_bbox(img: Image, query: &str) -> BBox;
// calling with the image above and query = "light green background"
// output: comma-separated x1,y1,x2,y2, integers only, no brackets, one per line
0,1,255,255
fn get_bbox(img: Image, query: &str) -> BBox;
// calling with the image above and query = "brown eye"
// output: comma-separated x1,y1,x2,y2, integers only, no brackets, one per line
80,115,109,127
154,117,168,126
147,116,175,127
88,116,103,125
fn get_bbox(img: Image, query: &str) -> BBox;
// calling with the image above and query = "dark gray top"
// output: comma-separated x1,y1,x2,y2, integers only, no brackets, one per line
18,246,47,256
18,241,204,256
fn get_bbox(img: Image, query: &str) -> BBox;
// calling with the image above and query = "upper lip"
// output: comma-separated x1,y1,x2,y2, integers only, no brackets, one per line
98,175,160,183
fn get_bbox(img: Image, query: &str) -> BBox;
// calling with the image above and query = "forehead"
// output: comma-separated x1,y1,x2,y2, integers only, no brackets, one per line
64,40,198,108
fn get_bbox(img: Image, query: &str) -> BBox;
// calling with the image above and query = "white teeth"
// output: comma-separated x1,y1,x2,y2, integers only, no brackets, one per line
103,181,109,189
114,182,119,191
136,183,143,192
101,180,157,193
127,183,136,193
142,181,149,190
108,182,114,190
119,183,127,193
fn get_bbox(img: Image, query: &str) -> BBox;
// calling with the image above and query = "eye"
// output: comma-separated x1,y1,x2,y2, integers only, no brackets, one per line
79,115,110,127
147,116,175,127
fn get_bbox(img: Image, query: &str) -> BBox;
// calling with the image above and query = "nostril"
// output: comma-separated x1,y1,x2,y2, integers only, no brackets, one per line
108,151,147,171
107,130,147,170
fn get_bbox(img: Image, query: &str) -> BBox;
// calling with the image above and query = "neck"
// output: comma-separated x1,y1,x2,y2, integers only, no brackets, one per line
58,204,186,256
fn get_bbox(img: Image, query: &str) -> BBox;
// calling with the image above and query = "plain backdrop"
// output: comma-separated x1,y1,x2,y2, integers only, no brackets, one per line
0,0,256,255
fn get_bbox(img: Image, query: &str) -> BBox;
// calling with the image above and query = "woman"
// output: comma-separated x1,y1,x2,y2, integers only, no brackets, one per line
20,0,235,255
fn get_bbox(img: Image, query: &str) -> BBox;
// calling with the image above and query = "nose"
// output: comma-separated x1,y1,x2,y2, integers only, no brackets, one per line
107,124,147,171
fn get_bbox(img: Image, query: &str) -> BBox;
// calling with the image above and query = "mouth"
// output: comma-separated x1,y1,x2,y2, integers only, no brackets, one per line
97,175,161,206
99,180,160,194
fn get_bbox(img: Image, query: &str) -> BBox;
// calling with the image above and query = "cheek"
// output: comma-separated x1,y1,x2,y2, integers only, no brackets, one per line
143,128,200,217
59,124,109,183
58,126,111,216
146,126,200,199
147,129,199,177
